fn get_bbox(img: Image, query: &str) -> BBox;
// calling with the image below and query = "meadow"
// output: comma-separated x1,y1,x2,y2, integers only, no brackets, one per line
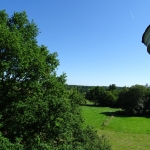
82,105,150,150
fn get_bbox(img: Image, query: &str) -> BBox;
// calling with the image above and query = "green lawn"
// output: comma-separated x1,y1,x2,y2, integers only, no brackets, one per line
82,106,150,150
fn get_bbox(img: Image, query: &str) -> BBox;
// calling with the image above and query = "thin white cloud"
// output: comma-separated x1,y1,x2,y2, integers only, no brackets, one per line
129,10,134,19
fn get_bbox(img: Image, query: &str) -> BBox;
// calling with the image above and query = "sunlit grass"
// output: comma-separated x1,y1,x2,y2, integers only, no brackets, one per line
82,105,150,150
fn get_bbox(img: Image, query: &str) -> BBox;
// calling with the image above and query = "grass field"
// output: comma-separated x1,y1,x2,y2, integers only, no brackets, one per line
81,105,150,150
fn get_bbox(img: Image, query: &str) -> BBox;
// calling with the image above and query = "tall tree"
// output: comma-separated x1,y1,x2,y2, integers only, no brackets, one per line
118,85,148,115
108,84,116,91
0,10,111,149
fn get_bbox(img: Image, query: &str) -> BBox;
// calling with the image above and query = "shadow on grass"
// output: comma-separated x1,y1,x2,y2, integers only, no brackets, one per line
81,104,150,118
100,111,150,118
81,104,100,107
100,111,131,117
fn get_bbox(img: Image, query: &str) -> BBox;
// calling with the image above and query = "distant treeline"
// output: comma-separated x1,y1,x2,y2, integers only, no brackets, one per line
67,84,123,94
67,84,150,116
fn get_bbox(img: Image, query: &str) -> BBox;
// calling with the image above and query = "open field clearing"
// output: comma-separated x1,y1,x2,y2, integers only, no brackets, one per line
82,106,150,150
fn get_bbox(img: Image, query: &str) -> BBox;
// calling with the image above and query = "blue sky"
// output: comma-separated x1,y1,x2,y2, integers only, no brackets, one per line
1,0,150,87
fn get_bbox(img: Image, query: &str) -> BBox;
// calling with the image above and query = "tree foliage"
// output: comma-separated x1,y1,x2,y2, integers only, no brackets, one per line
118,85,149,115
0,10,111,149
86,86,118,107
68,87,86,105
108,84,117,91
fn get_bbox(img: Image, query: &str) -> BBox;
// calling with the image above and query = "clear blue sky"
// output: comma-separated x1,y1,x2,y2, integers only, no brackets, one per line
1,0,150,87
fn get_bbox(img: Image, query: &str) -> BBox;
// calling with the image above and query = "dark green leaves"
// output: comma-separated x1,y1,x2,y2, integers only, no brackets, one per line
0,10,111,150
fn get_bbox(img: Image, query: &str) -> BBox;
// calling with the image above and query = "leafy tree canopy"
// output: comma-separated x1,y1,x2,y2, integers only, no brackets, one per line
0,10,111,149
118,85,149,115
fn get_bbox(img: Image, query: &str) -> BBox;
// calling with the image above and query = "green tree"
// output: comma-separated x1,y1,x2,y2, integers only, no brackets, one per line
103,91,117,107
0,10,111,149
85,87,96,104
108,84,117,91
86,86,117,107
118,85,148,115
68,87,86,105
85,86,104,105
